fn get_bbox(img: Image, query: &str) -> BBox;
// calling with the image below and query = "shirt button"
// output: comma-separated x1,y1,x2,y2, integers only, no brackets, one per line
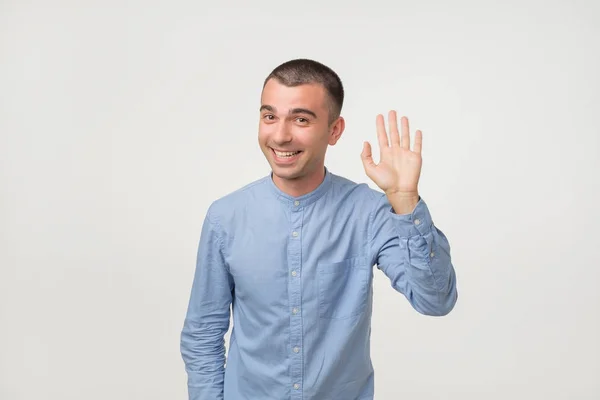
292,231,299,237
430,252,435,258
292,307,298,314
293,346,300,353
414,218,421,225
294,200,300,206
293,383,300,390
291,270,297,277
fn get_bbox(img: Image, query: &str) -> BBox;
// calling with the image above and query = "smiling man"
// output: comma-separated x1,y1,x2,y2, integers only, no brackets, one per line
181,58,458,400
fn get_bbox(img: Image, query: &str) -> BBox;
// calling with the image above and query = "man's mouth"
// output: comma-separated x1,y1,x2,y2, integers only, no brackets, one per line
272,149,302,158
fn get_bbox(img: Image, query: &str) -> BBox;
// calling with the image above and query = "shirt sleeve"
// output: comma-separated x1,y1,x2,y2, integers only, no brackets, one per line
180,207,234,400
368,192,458,316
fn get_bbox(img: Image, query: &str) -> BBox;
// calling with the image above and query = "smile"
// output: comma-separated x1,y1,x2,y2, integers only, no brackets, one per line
271,148,303,163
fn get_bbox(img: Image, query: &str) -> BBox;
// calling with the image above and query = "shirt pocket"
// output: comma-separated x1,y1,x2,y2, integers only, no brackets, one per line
317,256,370,319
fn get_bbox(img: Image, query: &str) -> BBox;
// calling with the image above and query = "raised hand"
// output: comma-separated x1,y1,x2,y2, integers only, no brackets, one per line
361,110,423,197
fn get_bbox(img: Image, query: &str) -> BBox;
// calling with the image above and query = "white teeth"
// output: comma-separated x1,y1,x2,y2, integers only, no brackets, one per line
274,150,300,157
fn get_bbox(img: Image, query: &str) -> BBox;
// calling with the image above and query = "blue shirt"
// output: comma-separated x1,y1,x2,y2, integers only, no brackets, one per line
181,167,458,400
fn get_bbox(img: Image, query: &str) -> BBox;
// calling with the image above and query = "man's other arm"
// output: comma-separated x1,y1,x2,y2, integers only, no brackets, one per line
181,207,233,400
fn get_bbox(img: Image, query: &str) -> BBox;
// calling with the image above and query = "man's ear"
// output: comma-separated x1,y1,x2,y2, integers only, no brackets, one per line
328,116,345,145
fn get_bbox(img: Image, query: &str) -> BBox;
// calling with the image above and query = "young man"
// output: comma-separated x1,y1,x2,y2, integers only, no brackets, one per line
180,58,458,400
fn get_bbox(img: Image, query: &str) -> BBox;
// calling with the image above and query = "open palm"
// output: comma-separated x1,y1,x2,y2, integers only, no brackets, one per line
361,110,422,195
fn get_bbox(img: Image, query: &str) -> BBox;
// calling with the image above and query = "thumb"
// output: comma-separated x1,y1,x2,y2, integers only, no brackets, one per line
361,141,376,174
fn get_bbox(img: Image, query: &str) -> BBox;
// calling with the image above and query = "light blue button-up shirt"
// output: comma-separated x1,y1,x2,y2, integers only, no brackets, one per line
181,167,458,400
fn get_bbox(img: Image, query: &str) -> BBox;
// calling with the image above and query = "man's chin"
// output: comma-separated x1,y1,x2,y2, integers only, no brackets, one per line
271,164,304,181
272,170,301,181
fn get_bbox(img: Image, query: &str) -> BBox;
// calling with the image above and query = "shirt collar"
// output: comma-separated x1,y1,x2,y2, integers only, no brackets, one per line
265,166,333,208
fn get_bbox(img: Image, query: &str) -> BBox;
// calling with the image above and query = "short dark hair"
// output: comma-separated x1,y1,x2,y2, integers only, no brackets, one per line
263,58,344,125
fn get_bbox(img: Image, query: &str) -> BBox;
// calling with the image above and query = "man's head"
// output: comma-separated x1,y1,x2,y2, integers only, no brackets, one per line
258,59,345,191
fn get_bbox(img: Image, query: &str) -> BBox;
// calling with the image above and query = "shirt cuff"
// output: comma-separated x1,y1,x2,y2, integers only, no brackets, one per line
388,197,433,238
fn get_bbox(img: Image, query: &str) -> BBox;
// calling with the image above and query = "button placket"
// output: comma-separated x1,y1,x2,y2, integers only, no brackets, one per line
288,199,304,399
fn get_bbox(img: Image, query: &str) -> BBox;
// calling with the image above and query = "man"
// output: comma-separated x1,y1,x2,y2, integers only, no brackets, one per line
180,58,458,400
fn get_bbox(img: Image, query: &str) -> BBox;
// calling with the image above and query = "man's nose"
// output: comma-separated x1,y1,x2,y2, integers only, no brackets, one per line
272,122,292,144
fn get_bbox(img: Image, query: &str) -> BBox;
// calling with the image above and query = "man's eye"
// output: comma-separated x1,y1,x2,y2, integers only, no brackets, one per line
263,114,275,120
296,117,308,124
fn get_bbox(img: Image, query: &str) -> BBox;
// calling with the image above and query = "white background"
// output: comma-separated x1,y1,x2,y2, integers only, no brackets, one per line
1,1,599,399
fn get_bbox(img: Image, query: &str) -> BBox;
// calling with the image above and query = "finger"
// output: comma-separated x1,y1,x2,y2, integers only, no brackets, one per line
401,116,410,149
389,110,401,147
376,114,389,149
361,141,377,174
414,130,423,154
361,141,376,166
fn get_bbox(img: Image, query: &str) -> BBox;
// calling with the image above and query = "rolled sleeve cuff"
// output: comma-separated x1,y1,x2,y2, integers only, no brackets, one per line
388,197,433,238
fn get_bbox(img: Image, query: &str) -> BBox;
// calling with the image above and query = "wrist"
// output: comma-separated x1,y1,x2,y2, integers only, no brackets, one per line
386,191,420,215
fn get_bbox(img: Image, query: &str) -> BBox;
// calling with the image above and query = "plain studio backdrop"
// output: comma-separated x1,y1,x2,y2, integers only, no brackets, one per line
1,1,599,399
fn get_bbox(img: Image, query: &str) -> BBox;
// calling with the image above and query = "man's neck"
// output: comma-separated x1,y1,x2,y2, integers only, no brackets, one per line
272,166,326,198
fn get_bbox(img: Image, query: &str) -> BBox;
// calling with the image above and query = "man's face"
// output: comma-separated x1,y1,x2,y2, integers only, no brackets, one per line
258,78,343,182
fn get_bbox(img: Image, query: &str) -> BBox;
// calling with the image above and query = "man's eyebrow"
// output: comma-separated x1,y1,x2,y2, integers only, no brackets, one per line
260,105,276,113
260,105,318,119
289,108,317,119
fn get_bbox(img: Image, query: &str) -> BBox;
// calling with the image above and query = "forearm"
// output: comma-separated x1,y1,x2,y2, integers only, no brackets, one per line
398,226,457,315
181,312,229,400
373,193,458,316
391,198,457,315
